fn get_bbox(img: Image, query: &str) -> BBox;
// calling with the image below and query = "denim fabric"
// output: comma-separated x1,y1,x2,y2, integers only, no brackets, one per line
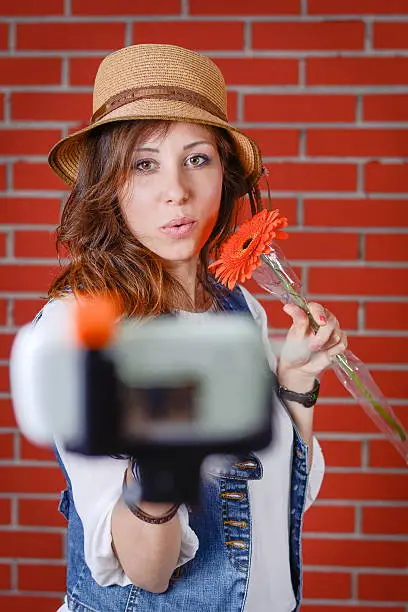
289,430,309,609
52,285,308,612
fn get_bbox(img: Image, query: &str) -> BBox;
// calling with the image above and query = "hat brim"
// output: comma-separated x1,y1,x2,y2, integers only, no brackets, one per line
48,98,262,191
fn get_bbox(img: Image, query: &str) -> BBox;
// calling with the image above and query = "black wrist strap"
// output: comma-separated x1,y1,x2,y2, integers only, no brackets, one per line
276,377,320,408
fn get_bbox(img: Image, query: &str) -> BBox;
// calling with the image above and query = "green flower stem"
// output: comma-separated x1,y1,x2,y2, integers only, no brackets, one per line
334,353,406,440
260,253,407,443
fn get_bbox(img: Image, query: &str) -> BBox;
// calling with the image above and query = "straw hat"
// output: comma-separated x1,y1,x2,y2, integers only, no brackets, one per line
48,44,262,190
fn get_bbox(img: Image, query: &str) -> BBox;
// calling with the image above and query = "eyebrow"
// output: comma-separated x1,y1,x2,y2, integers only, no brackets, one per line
184,140,215,150
136,140,215,153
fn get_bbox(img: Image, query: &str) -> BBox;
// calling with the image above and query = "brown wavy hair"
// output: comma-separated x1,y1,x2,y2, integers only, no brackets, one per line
48,120,263,315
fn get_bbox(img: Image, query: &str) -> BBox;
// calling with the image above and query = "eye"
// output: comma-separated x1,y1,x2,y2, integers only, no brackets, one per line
186,154,209,168
135,159,157,172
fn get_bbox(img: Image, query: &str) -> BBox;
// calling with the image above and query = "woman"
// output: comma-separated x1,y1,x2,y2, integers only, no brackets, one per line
28,44,346,611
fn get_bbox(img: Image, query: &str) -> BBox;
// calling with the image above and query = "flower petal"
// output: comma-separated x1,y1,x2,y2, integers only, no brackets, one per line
208,209,290,289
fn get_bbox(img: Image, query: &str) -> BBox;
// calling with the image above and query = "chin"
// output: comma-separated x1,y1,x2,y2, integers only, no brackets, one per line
158,243,202,263
162,249,198,262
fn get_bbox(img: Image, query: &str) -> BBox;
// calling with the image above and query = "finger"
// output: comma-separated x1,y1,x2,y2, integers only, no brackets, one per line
282,303,310,337
324,329,341,350
329,326,347,349
310,314,340,351
280,335,312,366
315,321,342,350
280,304,313,365
308,302,329,327
327,330,348,357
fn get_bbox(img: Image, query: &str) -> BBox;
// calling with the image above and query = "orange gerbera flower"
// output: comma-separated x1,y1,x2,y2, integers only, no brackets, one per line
209,209,288,289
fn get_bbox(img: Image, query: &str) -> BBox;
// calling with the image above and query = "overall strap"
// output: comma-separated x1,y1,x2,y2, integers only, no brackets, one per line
53,443,72,488
214,284,252,314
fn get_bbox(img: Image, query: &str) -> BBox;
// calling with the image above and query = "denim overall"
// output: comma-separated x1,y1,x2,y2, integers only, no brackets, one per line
45,286,309,612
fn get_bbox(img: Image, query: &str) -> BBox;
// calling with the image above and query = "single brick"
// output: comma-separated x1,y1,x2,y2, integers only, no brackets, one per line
72,0,180,13
253,21,364,50
307,129,408,157
363,94,408,121
0,0,63,14
0,129,62,156
365,234,408,262
307,57,408,85
303,198,408,228
17,22,125,51
133,21,244,51
373,22,408,49
0,58,61,85
212,58,298,85
365,162,408,193
308,0,408,13
244,94,355,123
18,563,66,592
190,0,299,14
264,162,356,192
12,92,91,122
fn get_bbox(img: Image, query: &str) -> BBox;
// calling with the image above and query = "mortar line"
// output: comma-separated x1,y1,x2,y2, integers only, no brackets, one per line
8,21,15,53
61,56,69,88
244,21,252,52
365,19,373,53
124,21,133,46
1,15,408,23
181,0,189,17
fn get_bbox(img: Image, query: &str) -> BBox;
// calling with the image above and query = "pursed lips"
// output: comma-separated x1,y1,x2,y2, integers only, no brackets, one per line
160,217,198,237
161,217,197,229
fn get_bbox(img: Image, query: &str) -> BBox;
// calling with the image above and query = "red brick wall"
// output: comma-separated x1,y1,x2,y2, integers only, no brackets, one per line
0,1,407,610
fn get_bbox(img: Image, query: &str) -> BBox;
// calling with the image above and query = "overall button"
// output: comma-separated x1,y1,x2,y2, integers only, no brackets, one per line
226,540,247,550
220,491,245,501
224,519,247,528
234,461,257,469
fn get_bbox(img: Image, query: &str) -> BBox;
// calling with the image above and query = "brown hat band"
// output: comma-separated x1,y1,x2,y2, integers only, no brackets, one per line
91,85,228,124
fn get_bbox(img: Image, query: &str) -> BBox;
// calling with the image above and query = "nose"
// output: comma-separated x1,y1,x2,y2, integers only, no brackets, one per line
162,166,189,205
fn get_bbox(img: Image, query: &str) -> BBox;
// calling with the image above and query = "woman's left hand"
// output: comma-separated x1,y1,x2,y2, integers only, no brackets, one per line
277,301,348,391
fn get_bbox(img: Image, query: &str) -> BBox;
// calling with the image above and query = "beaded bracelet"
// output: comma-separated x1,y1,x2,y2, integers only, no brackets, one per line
122,469,180,525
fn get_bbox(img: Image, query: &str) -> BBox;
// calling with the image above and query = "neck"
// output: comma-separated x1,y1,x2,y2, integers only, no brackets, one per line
166,258,212,312
167,258,198,309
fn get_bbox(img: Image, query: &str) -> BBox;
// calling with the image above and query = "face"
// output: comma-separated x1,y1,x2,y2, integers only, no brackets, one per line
119,122,223,268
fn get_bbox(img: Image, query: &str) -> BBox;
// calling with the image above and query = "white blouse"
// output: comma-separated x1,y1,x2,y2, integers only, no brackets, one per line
31,289,324,612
